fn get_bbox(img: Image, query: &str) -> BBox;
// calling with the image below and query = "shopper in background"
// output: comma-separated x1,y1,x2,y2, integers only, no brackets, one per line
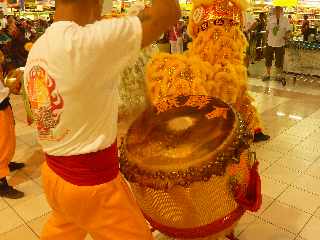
169,22,183,53
263,6,291,82
243,11,257,68
24,0,180,239
287,15,294,31
182,24,192,51
6,16,28,68
255,12,267,61
0,11,7,30
302,15,310,42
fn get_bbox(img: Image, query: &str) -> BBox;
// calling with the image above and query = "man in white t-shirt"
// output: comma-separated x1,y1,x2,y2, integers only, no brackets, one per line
24,0,180,239
263,7,291,82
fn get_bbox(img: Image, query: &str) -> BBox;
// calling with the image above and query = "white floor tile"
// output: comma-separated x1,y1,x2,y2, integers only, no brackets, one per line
272,134,303,145
293,175,320,195
309,109,320,119
287,147,320,163
0,225,38,240
263,165,301,184
234,213,257,236
13,194,51,222
255,148,283,163
306,161,320,178
285,125,317,139
252,195,274,216
259,160,272,174
0,208,24,234
261,176,289,198
295,236,307,240
27,213,50,236
0,199,7,211
34,176,43,187
314,208,320,218
239,218,295,240
275,155,312,173
261,201,311,234
296,141,320,156
263,140,297,154
5,180,43,207
278,186,320,214
300,216,320,240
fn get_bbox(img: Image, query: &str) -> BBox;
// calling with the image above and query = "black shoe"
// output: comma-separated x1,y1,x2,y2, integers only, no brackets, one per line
254,132,270,143
9,162,25,172
276,76,287,86
0,179,24,199
262,75,271,81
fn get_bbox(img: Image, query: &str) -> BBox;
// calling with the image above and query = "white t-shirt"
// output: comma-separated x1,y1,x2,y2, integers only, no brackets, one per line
0,80,9,104
267,15,290,47
24,17,142,156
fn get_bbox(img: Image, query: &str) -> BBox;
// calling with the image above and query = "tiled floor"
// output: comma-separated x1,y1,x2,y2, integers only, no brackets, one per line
2,74,320,240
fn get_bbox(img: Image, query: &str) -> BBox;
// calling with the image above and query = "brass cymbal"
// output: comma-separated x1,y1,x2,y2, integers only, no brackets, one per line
4,68,24,95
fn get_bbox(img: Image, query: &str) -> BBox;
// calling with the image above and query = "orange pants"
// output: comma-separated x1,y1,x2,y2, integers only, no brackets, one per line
0,106,16,179
41,163,154,240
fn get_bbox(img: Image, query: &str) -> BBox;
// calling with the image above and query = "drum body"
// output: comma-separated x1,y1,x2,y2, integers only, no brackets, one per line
120,95,257,239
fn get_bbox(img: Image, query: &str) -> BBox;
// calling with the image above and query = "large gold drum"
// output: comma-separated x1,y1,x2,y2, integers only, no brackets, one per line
120,95,260,239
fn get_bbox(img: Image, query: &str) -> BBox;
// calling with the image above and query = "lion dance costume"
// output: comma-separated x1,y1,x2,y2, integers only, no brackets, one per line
120,0,262,240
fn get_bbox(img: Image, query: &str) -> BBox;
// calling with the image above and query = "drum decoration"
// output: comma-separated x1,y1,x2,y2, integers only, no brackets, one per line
120,95,262,239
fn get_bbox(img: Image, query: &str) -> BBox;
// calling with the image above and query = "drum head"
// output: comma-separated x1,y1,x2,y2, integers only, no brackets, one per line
120,95,250,189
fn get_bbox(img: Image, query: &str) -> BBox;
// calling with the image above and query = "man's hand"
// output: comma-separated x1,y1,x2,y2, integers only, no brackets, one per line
139,0,181,48
283,30,291,42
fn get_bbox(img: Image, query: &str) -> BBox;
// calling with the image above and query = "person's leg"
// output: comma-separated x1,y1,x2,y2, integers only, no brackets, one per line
1,102,25,173
249,36,256,64
41,163,87,240
41,211,87,240
255,34,263,60
263,45,273,80
0,105,24,199
177,37,183,53
170,40,177,54
275,46,285,72
41,162,152,240
87,175,153,240
275,46,286,85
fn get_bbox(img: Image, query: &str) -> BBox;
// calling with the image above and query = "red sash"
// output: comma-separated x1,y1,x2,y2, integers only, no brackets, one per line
45,142,119,186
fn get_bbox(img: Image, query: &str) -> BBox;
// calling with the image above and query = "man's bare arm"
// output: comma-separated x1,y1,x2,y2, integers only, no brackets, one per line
138,0,181,48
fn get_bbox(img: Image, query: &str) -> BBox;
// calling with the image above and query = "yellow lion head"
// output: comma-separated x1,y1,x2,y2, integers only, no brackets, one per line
188,0,249,38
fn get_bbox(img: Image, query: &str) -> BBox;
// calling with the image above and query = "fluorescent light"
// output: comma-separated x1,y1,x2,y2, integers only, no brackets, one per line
289,114,303,120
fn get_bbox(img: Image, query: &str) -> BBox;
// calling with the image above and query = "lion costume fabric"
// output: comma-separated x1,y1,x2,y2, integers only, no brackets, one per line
146,0,260,136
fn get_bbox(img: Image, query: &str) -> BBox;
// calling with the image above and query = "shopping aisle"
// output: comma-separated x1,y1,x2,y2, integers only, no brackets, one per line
0,80,320,240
